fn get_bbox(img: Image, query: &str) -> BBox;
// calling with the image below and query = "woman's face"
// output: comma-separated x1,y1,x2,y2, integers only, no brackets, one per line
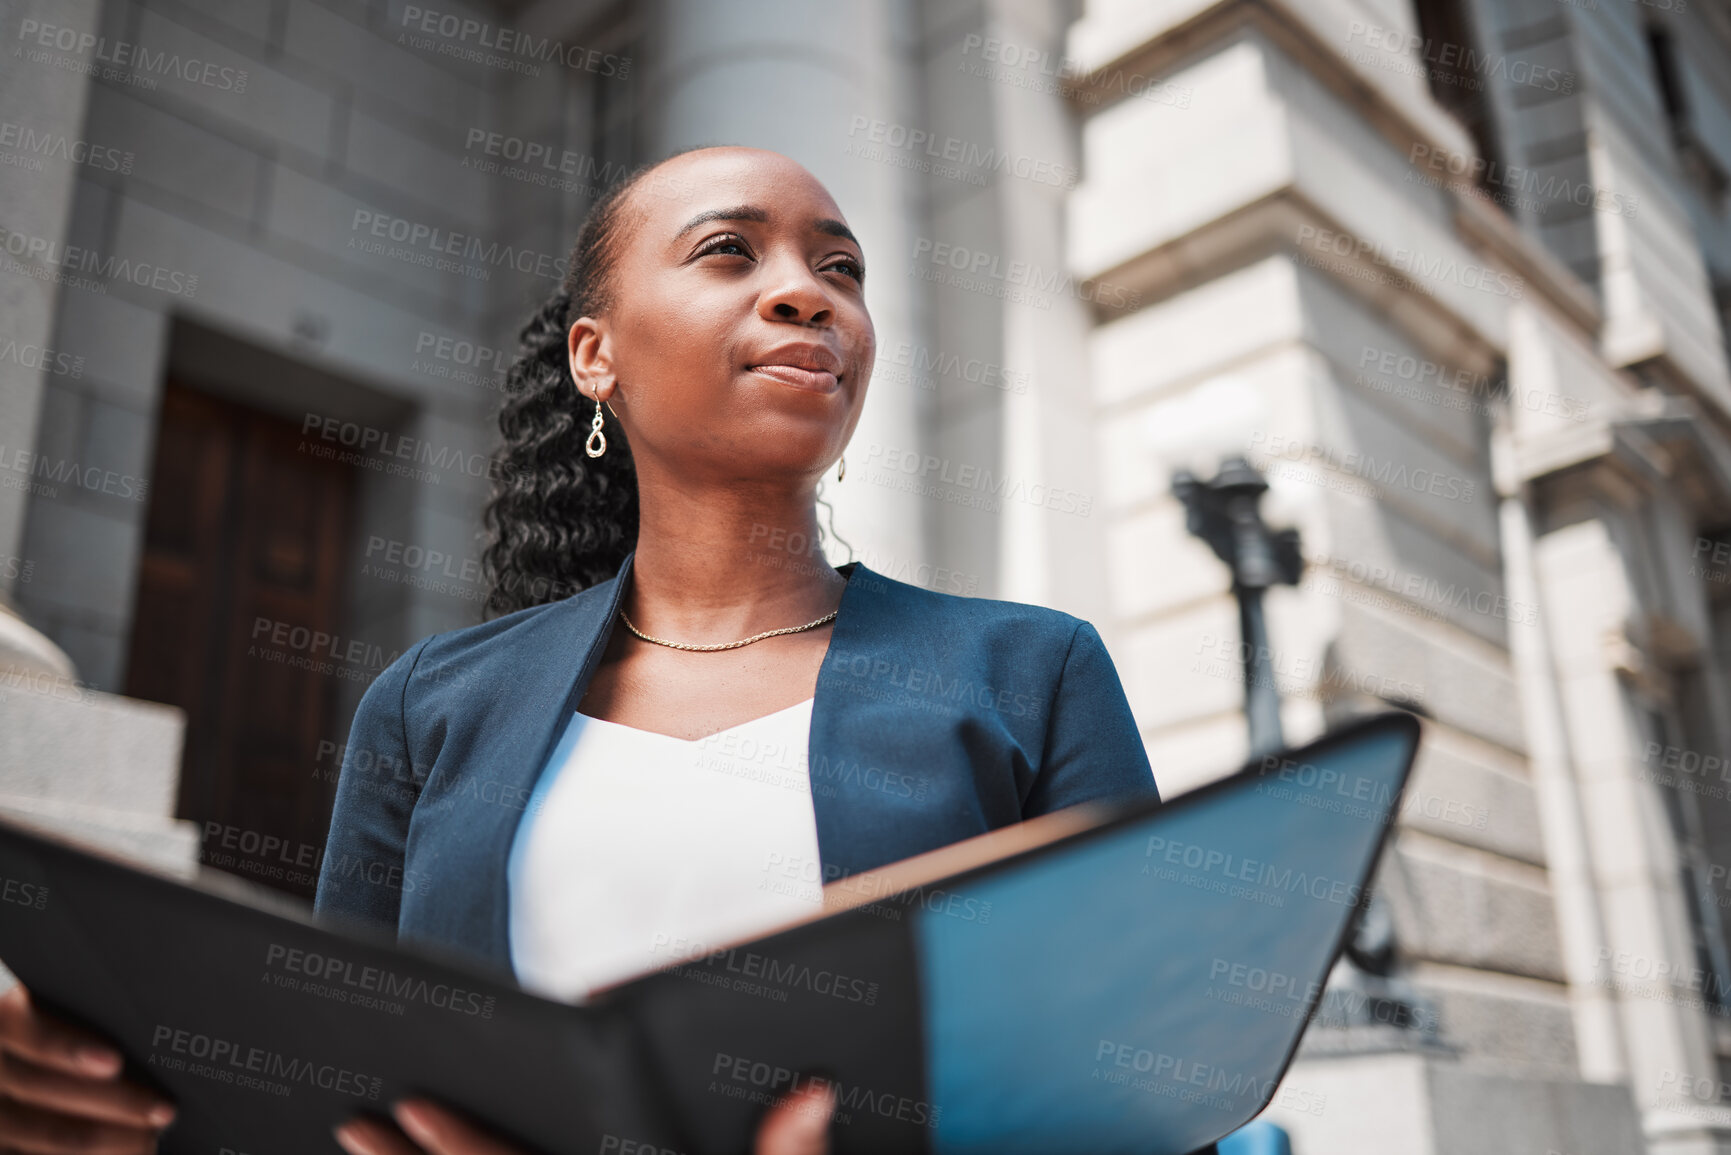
569,147,875,488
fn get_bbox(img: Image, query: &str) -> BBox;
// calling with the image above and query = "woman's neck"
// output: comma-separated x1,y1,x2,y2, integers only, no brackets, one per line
626,477,848,640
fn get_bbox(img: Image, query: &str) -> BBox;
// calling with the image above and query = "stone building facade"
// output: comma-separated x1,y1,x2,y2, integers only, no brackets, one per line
3,0,1731,1151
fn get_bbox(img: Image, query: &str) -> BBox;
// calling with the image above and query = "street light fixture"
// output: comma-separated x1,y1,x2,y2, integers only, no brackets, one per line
1171,456,1304,758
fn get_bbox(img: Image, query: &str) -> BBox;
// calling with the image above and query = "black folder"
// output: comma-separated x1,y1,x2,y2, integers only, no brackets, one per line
0,712,1420,1155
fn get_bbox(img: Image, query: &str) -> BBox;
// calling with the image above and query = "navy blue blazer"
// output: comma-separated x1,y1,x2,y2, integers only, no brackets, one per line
313,552,1159,976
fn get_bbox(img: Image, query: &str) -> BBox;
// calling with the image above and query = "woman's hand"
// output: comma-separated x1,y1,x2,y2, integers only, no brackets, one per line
336,1079,835,1155
0,982,177,1152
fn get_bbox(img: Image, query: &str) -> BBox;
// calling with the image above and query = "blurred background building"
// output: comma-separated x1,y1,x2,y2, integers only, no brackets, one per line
3,0,1731,1150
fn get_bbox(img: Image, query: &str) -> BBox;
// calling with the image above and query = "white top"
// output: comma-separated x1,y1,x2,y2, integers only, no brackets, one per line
506,698,824,1002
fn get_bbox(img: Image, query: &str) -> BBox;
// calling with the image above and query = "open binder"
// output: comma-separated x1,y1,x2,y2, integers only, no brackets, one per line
0,711,1421,1155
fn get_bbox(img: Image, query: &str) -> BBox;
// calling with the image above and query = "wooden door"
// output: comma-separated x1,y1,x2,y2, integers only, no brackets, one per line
125,384,357,900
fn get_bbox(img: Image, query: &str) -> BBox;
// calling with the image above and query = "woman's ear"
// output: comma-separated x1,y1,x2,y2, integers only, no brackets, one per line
567,316,615,403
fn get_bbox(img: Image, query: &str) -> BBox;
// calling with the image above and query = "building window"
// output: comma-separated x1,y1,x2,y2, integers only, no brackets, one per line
1648,702,1731,1014
1647,22,1729,211
1714,281,1731,370
1412,0,1509,207
1648,24,1687,127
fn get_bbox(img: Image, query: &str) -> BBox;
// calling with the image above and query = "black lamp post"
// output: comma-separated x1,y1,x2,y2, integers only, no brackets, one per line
1175,457,1438,1057
1172,456,1304,758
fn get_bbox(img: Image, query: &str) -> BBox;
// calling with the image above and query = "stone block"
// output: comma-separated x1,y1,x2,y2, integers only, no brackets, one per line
1262,1051,1435,1154
1282,88,1512,349
49,289,169,408
1332,598,1527,753
83,89,263,224
17,378,80,471
0,682,182,818
1388,837,1564,980
171,0,273,41
78,394,153,493
15,501,141,624
128,4,336,159
1299,267,1482,459
344,106,491,230
1142,711,1253,799
0,796,200,878
1121,596,1246,732
261,160,494,311
1309,479,1514,651
1269,1051,1646,1155
1576,769,1686,895
1105,496,1230,621
1069,38,1291,281
1303,356,1501,562
1407,971,1578,1073
1426,1061,1648,1155
1088,255,1301,409
1403,736,1546,866
285,2,486,131
1505,300,1627,446
41,616,125,693
1066,0,1216,76
1098,341,1316,518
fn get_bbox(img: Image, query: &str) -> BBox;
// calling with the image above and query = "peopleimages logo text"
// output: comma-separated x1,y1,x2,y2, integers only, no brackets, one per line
463,129,633,183
847,116,1077,188
861,442,1092,516
0,443,149,501
1345,21,1573,93
16,19,249,91
398,6,629,76
300,414,516,482
148,1025,380,1099
1144,835,1369,907
350,210,567,282
0,224,198,297
911,238,1139,309
1295,223,1522,299
264,945,495,1018
0,120,132,173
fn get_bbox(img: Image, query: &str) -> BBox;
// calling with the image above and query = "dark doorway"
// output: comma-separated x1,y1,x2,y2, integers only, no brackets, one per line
125,383,358,900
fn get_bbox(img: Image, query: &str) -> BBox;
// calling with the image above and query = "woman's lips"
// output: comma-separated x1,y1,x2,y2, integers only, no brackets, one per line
748,364,840,393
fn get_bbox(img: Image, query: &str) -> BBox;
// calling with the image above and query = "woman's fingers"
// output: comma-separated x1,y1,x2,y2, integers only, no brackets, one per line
394,1100,527,1155
333,1114,424,1155
0,985,177,1146
0,1053,174,1130
0,1092,161,1154
334,1100,525,1155
0,987,123,1079
753,1080,835,1155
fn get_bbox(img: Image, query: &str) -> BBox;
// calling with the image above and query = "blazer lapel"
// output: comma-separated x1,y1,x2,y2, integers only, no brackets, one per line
406,553,634,972
808,558,870,880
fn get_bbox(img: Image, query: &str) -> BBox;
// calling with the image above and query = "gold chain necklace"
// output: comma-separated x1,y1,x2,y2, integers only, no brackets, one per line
618,607,839,652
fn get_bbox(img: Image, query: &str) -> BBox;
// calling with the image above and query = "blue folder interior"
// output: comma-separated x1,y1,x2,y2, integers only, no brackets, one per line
918,723,1417,1155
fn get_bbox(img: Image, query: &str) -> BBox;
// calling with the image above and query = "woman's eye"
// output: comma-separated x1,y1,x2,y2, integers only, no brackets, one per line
826,258,864,282
698,235,751,258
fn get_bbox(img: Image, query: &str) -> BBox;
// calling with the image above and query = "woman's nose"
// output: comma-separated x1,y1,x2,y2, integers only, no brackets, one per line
759,265,835,326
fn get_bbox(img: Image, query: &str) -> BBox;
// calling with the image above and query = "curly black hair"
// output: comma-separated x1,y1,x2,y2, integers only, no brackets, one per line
481,153,696,618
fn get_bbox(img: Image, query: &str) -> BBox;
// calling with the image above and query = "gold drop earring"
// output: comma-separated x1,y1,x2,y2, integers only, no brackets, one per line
585,387,607,458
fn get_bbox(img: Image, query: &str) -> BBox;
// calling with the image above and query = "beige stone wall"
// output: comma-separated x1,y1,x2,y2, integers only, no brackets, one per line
1059,0,1731,1151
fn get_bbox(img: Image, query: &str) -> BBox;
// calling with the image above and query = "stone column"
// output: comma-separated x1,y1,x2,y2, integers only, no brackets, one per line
636,0,930,575
1523,446,1730,1154
0,0,197,884
0,0,102,595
